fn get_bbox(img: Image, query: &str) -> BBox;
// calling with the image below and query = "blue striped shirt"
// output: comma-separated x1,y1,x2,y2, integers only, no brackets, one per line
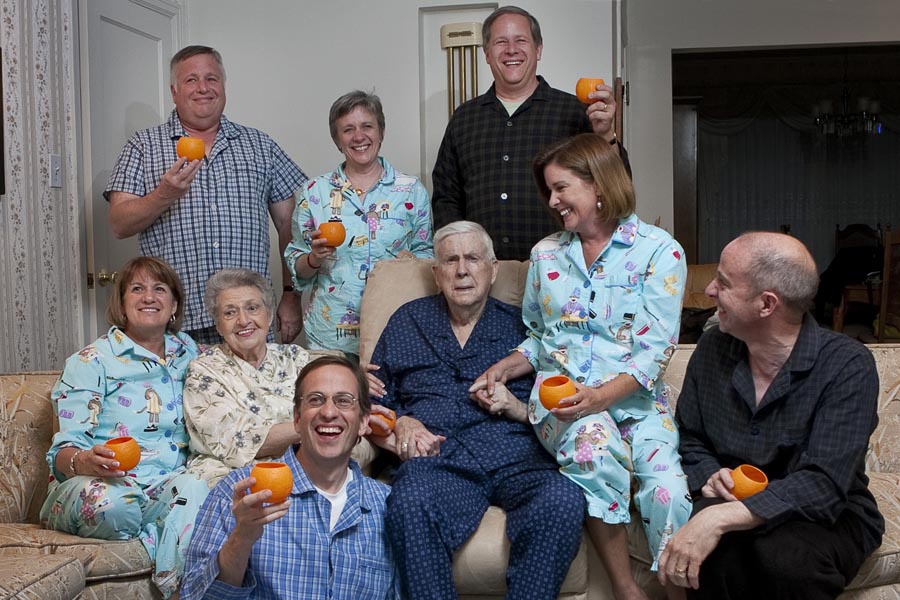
105,110,307,331
181,447,398,599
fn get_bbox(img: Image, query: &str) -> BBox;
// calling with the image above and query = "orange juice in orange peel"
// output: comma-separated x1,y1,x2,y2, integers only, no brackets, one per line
369,409,397,437
575,78,606,105
176,136,205,161
250,462,293,504
731,464,768,500
539,375,577,410
104,436,141,472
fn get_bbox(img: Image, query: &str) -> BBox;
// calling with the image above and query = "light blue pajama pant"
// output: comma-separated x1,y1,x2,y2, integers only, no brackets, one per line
532,388,692,569
40,469,208,598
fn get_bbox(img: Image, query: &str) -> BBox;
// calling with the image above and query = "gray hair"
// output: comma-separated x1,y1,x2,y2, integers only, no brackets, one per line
204,268,276,320
328,90,386,145
740,232,819,315
482,5,543,48
170,45,226,87
434,221,497,262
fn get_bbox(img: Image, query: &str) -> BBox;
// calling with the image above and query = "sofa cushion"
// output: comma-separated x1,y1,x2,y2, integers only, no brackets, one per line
0,523,152,580
867,346,900,474
358,257,529,363
846,472,900,590
0,553,84,599
0,372,60,524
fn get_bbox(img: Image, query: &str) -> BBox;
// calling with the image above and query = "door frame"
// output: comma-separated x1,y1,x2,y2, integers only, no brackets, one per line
75,0,184,340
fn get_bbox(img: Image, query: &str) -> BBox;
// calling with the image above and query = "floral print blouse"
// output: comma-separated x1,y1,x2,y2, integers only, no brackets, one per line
183,343,310,487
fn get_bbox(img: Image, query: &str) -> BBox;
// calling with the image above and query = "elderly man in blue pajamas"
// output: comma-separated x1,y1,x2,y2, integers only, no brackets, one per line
369,221,585,599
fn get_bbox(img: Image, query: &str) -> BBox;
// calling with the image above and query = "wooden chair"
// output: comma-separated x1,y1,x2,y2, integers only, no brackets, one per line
877,225,900,342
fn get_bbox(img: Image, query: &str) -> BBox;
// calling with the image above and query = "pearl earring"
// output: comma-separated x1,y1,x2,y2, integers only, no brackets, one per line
596,199,603,211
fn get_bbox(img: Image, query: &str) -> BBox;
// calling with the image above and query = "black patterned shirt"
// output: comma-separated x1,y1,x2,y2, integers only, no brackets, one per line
432,76,629,261
676,316,884,549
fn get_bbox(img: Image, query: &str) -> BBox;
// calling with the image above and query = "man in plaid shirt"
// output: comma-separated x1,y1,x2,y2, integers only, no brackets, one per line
105,46,307,345
658,232,884,599
432,5,629,261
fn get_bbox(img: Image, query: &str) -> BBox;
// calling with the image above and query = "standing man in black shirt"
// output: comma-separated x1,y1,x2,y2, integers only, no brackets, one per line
431,5,629,260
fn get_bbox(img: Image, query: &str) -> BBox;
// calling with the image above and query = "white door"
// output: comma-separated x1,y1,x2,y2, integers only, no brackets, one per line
79,0,180,336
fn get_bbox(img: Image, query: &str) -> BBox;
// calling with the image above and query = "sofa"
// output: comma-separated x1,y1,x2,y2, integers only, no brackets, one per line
2,258,899,599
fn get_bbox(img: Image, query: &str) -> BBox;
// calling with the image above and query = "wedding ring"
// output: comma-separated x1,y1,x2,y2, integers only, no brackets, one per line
676,568,686,575
575,410,584,420
599,102,607,111
401,442,409,450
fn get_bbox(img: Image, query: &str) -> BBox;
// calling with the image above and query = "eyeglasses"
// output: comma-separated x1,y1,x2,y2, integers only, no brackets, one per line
301,392,358,410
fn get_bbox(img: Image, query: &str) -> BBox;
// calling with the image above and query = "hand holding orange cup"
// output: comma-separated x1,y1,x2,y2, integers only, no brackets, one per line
369,408,397,437
250,462,293,504
575,78,606,105
731,464,768,499
104,436,141,472
318,220,346,247
539,375,577,410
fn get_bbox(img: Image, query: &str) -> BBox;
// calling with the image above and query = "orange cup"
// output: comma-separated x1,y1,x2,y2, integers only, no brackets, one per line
318,221,346,247
731,464,768,499
250,462,294,504
104,436,141,472
176,136,205,161
575,77,606,105
539,375,577,410
369,409,397,437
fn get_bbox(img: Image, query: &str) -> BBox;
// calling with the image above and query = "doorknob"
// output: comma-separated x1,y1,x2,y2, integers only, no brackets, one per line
98,269,118,287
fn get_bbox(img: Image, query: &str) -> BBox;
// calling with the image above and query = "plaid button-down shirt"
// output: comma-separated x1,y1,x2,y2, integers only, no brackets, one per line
676,317,884,547
432,76,629,261
105,110,307,331
182,448,398,600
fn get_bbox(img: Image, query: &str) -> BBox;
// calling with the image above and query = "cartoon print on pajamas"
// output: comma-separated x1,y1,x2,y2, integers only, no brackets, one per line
79,478,112,527
366,204,381,240
139,387,162,432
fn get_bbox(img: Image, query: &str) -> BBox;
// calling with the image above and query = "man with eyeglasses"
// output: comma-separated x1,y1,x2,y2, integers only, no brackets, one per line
368,221,585,599
182,356,399,599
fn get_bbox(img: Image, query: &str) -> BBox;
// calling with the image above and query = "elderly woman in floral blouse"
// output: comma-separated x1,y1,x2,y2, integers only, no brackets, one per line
183,268,312,488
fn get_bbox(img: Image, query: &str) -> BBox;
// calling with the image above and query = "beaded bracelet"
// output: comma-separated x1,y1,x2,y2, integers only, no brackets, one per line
69,449,83,476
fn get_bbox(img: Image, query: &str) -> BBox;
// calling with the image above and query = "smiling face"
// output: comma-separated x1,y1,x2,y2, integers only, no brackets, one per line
484,13,542,99
433,232,499,315
543,162,601,236
122,270,178,340
214,286,272,362
170,53,226,130
335,106,383,171
705,240,762,339
294,364,368,471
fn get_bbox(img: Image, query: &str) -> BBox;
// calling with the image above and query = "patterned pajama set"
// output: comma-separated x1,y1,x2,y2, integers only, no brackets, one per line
286,157,433,358
518,215,693,568
372,295,586,600
40,327,208,598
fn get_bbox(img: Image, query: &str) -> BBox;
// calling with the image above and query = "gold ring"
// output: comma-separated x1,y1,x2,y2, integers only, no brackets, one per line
676,568,686,575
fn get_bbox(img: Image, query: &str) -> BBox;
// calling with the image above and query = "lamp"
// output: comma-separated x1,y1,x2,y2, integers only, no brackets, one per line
440,22,483,118
813,89,882,137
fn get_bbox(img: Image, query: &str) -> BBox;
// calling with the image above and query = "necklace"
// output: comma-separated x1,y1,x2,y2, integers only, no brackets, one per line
347,166,384,197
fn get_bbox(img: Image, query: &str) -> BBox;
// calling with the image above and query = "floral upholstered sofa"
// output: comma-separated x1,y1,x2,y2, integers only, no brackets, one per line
2,258,899,599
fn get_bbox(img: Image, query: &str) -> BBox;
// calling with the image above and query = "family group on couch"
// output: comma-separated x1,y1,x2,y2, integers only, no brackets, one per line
41,5,883,600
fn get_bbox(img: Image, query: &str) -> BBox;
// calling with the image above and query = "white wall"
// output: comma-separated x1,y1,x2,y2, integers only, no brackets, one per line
184,0,618,288
626,0,900,234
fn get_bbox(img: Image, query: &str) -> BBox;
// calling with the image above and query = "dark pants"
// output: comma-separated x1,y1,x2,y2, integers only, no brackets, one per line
386,445,585,600
689,498,873,600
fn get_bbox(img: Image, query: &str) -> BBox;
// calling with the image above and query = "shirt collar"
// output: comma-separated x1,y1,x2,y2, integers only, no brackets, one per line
106,325,190,362
167,109,238,140
331,157,394,190
482,75,552,106
282,446,376,512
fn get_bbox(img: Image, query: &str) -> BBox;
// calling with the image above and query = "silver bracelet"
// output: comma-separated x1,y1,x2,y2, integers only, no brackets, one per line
69,449,83,477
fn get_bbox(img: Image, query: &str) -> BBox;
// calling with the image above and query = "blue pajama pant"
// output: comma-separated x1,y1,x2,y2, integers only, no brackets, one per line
533,389,692,569
386,443,585,600
40,470,208,598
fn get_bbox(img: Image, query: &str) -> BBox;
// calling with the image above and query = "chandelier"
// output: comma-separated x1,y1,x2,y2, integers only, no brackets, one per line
813,88,882,137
